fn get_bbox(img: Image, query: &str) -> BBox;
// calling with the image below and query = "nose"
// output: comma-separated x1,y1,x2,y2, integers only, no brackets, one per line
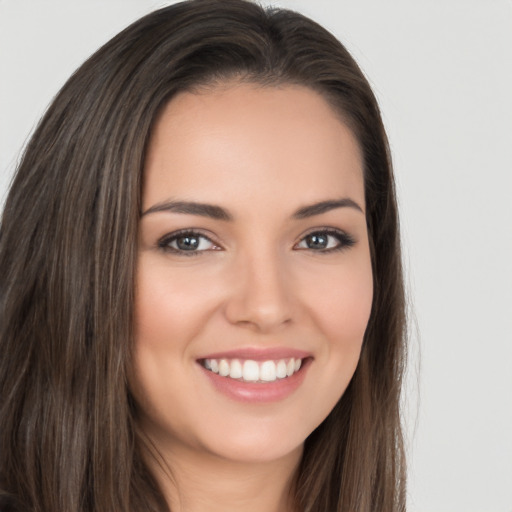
224,249,296,334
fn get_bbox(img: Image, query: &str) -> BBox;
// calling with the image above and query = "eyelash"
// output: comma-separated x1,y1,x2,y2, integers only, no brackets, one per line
295,228,356,253
157,229,219,256
157,228,356,256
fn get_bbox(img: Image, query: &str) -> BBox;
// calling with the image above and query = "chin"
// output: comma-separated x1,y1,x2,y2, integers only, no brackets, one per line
202,432,304,465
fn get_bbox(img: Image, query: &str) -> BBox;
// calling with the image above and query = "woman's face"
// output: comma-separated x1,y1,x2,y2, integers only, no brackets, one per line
133,82,373,464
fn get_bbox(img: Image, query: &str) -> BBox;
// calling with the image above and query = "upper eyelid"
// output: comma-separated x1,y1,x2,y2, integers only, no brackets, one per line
294,227,356,251
300,226,344,235
159,228,216,241
158,229,221,249
295,226,351,241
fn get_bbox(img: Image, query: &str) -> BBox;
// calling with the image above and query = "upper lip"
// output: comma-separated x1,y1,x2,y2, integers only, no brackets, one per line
197,347,312,361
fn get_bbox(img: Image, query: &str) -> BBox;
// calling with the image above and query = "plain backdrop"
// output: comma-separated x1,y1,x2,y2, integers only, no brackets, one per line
1,1,511,511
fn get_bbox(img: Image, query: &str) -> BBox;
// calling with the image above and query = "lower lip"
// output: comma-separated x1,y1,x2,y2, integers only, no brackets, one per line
199,358,311,403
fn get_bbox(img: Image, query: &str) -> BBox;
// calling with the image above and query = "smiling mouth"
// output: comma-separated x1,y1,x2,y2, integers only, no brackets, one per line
199,357,304,383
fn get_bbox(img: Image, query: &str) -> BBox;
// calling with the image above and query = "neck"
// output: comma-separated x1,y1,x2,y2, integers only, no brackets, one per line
143,438,302,512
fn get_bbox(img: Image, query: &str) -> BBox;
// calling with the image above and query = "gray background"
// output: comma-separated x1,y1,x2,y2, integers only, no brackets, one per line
1,1,511,510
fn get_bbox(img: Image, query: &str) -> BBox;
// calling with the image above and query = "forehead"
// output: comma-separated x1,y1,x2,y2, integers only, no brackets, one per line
143,83,365,215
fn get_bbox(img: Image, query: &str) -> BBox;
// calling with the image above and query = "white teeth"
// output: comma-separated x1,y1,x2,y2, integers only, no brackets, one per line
202,357,305,382
229,359,243,379
218,359,230,377
276,360,287,379
243,360,260,382
260,361,276,382
286,358,295,377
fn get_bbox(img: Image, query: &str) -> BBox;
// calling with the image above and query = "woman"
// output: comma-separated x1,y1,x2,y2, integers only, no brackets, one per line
0,1,406,511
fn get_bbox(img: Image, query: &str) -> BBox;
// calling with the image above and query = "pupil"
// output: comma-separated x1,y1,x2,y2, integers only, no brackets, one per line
177,236,199,250
308,234,327,249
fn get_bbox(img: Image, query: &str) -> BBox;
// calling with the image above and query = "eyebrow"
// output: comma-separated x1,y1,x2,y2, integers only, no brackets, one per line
141,198,363,220
292,198,363,218
141,200,233,220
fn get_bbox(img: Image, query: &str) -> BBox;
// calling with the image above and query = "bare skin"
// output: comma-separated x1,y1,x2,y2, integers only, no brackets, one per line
133,82,373,511
146,442,300,512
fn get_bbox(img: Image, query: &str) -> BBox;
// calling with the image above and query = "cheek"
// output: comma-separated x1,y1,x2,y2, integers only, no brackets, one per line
301,252,373,416
134,258,216,349
306,256,373,349
131,260,210,429
290,255,373,437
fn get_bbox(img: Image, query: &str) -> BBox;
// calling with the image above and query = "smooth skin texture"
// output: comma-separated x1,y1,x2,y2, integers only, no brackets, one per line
132,83,373,512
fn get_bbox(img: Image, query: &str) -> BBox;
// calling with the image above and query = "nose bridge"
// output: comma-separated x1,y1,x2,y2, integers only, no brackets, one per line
224,241,295,332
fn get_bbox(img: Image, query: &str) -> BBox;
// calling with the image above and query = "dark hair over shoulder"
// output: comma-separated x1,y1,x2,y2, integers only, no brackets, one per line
0,1,407,511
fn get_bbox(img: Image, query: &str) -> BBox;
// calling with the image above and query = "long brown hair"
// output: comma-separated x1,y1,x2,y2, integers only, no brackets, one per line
0,1,406,511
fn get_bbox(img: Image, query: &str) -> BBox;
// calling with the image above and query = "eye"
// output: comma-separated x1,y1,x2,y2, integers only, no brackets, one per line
158,230,220,255
295,229,355,253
